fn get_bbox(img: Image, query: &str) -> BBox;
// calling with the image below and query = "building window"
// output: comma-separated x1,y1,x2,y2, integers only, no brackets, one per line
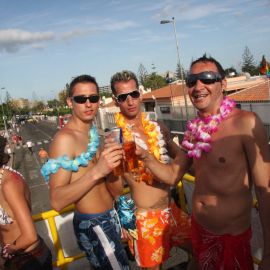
160,106,170,114
145,102,155,112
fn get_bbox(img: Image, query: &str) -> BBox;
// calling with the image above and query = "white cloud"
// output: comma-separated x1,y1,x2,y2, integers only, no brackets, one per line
153,1,231,21
0,29,54,53
61,29,89,41
31,43,45,50
101,20,137,31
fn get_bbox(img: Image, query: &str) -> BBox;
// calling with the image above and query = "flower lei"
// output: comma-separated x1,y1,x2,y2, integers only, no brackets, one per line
41,125,100,182
182,97,235,159
115,112,169,184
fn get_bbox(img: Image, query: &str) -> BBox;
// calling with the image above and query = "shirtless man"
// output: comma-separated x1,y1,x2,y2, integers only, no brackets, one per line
43,75,130,269
138,55,270,269
109,71,192,270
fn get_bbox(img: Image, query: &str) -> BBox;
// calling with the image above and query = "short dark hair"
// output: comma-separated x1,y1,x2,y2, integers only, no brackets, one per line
110,70,139,95
0,136,9,167
68,75,99,97
190,54,225,79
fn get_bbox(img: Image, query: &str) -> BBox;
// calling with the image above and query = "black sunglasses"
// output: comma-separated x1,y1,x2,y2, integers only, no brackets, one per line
186,71,223,88
115,90,140,103
72,95,100,104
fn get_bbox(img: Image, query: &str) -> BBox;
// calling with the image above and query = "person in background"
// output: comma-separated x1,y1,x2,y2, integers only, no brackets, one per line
6,145,12,156
138,55,270,270
0,136,52,269
107,70,193,270
26,140,33,155
38,148,48,165
42,75,130,270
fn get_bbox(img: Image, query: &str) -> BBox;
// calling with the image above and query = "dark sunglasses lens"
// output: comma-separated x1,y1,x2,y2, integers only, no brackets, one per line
130,91,140,99
73,96,87,103
117,91,140,102
186,75,197,87
200,78,217,85
186,72,221,87
89,95,100,103
73,95,100,103
117,94,128,102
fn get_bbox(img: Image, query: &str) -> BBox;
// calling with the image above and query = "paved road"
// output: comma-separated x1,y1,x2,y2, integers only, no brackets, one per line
13,120,57,214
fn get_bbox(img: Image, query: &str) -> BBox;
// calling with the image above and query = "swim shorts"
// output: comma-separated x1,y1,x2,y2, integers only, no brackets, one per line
134,203,191,268
73,208,130,270
192,215,253,270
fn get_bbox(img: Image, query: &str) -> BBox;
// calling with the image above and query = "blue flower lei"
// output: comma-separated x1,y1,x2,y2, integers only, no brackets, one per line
41,125,100,182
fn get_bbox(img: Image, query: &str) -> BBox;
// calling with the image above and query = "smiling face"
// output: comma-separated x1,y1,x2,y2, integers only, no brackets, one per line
188,61,227,115
66,82,100,123
113,79,142,119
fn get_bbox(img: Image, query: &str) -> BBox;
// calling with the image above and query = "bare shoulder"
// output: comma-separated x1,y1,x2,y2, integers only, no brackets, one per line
2,170,24,195
49,127,77,159
232,109,268,144
232,109,261,132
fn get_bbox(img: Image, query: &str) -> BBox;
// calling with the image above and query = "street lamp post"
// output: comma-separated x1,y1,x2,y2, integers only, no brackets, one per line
51,90,60,128
160,17,189,121
0,87,9,141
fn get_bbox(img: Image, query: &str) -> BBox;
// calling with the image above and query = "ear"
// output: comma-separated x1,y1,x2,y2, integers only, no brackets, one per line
66,97,73,109
112,96,119,107
138,89,143,102
221,78,227,91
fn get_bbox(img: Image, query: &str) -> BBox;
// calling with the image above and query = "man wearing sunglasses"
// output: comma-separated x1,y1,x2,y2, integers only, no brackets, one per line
107,70,193,270
137,55,270,270
46,75,130,270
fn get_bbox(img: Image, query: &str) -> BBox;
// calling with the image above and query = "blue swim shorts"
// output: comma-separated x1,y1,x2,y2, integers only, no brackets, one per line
73,209,130,270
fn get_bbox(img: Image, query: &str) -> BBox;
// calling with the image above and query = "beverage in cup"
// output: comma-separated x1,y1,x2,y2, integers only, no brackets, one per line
108,127,124,176
124,139,138,172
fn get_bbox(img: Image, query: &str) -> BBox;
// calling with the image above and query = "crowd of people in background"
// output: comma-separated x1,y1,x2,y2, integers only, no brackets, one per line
0,55,269,270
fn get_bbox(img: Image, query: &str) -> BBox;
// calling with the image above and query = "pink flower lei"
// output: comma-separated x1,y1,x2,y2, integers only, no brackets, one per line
182,97,236,159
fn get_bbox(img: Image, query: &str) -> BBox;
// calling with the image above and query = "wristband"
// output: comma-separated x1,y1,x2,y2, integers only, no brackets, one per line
1,244,15,259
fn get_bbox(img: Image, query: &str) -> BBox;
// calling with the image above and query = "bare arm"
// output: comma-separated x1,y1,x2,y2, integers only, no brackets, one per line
105,174,125,199
49,132,123,211
103,138,125,199
243,113,270,269
3,177,37,250
137,145,192,185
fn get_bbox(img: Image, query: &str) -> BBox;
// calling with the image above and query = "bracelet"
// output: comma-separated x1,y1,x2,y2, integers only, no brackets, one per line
1,244,15,259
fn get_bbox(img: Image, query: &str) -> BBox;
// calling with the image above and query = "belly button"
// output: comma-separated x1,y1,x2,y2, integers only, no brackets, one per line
219,157,226,163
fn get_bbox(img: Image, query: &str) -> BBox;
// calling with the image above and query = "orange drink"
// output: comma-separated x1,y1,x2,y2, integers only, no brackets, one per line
124,141,138,171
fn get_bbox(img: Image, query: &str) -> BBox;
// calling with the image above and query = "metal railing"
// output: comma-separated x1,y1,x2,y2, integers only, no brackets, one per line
32,205,84,270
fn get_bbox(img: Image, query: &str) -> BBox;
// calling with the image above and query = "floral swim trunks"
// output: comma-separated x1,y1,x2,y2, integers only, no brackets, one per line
73,209,130,270
134,203,191,268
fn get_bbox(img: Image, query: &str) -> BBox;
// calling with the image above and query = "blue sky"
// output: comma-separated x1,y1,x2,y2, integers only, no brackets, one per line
0,0,269,101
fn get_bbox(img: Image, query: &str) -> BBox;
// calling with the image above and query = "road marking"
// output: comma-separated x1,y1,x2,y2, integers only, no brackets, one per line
14,139,52,150
30,183,48,189
29,169,39,180
28,124,52,140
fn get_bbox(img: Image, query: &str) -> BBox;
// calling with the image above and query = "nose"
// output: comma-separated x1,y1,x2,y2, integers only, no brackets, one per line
126,95,134,105
85,99,92,107
194,78,205,90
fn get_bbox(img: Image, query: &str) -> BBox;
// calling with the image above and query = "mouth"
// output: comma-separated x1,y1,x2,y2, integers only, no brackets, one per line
192,93,208,100
128,107,137,112
84,110,94,115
